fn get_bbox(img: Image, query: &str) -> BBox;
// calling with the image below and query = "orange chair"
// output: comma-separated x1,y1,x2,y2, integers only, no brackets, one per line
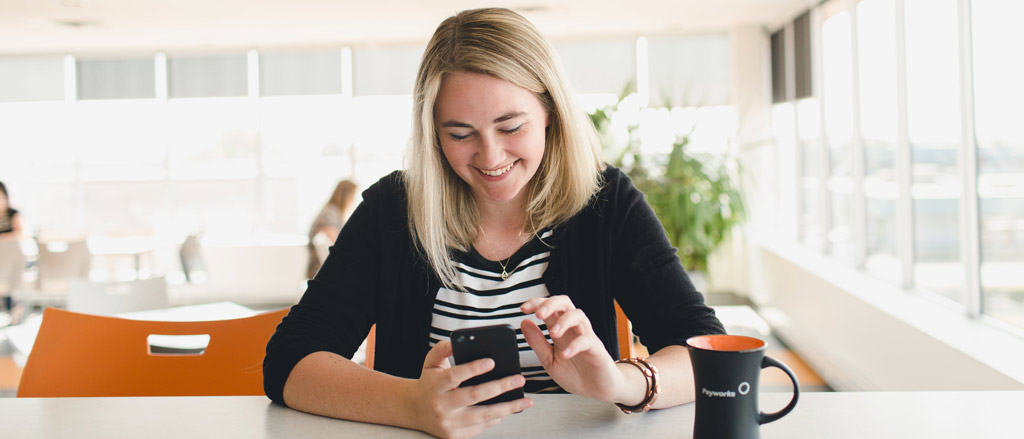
17,307,288,397
615,301,635,359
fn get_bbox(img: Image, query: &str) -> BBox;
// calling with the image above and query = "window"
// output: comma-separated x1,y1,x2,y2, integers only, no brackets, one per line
554,39,635,95
821,7,856,262
857,0,900,283
905,0,963,303
771,30,787,104
351,45,422,96
259,50,343,97
648,35,731,106
973,0,1024,330
77,57,155,100
167,54,248,98
0,56,65,102
793,12,813,99
773,0,1024,335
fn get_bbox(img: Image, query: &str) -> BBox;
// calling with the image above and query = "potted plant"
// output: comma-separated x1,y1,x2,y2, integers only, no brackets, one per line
589,89,745,274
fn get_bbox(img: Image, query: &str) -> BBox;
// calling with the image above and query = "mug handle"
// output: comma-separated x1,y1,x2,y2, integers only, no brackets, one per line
757,355,800,425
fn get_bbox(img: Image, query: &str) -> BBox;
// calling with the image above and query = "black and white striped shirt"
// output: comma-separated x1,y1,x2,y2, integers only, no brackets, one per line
429,230,561,393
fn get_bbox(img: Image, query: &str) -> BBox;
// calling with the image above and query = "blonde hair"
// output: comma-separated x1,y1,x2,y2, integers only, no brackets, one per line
406,7,605,289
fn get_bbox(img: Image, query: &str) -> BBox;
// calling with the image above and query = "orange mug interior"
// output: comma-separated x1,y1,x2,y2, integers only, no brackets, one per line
687,335,765,352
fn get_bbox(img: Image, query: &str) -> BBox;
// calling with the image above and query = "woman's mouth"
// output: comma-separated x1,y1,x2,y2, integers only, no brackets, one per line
479,161,515,177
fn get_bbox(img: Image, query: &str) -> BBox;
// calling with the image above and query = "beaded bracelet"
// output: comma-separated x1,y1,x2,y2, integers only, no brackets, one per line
614,357,660,414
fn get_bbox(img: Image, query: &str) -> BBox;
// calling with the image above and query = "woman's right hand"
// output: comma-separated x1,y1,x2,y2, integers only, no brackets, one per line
410,340,533,439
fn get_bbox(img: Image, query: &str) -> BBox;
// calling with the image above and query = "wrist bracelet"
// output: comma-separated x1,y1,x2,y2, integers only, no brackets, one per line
614,357,660,414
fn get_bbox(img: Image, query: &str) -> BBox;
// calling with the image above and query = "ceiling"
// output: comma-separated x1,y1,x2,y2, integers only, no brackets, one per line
0,0,815,54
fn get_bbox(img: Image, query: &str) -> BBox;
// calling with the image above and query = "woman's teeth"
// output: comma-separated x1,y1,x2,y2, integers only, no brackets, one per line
480,162,514,177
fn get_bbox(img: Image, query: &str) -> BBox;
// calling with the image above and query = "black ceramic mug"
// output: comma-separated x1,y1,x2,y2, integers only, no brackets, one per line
686,335,800,439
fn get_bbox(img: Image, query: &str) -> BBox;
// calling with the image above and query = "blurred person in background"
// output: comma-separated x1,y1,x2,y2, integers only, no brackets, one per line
0,180,24,315
0,181,22,241
307,179,358,278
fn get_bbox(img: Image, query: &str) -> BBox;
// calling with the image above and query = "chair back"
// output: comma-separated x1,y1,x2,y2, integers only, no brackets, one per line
67,277,169,315
0,240,26,295
179,234,207,283
35,238,91,292
310,231,332,265
17,307,289,397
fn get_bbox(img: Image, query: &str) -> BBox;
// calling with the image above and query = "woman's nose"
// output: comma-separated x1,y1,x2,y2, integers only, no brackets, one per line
477,133,504,167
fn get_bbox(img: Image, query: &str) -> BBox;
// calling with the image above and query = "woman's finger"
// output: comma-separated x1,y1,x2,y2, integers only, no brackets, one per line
533,296,575,320
464,397,533,424
549,308,592,339
558,331,603,360
521,319,553,366
443,357,496,390
450,373,526,407
422,340,454,370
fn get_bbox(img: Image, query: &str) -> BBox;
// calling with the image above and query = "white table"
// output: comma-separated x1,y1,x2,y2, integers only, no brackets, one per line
2,392,1021,438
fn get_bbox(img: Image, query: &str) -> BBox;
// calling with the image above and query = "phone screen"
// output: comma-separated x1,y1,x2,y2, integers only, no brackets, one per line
450,324,525,405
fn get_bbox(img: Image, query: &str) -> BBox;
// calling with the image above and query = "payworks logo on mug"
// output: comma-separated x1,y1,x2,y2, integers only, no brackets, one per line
701,382,751,398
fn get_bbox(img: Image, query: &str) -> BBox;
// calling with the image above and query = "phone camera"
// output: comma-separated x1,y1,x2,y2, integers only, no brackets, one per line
455,335,465,343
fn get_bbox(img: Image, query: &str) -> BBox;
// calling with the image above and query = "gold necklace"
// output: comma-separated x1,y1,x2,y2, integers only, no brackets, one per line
497,255,518,280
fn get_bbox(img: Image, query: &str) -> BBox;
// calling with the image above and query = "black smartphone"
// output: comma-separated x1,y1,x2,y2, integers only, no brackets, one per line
450,324,525,405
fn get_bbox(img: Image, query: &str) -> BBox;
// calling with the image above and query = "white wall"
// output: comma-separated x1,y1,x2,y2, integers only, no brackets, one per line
746,238,1024,391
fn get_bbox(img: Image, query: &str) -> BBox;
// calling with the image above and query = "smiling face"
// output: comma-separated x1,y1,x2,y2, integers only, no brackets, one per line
434,71,548,209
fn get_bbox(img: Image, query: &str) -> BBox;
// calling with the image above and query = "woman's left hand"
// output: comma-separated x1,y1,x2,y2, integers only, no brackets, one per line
520,296,629,403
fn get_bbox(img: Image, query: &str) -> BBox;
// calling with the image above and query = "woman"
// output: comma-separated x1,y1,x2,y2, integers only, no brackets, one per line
306,179,358,279
0,181,23,313
264,8,724,438
0,181,22,241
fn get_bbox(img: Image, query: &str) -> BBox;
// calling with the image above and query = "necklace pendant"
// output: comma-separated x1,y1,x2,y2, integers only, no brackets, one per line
501,270,509,280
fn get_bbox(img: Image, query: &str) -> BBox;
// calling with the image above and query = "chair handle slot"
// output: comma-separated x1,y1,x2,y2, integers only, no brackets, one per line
147,334,210,356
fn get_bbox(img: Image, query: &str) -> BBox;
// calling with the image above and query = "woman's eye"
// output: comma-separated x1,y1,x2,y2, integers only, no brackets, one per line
500,124,523,135
448,132,471,141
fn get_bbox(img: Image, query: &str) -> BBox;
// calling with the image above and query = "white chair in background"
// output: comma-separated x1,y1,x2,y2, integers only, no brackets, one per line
16,238,92,311
311,231,332,266
35,238,91,293
67,276,169,316
179,234,207,284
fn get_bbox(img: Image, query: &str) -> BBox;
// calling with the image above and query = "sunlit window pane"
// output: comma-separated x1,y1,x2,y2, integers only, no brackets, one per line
349,96,413,185
74,100,167,181
773,102,799,238
822,9,855,262
165,98,259,179
905,0,963,303
973,0,1024,331
798,98,824,249
857,0,899,283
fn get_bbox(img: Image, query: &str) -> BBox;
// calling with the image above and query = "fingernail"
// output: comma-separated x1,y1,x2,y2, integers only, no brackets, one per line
551,324,562,336
562,347,572,357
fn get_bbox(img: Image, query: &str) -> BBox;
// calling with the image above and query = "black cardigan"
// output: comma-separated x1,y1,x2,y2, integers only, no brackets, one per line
263,166,725,405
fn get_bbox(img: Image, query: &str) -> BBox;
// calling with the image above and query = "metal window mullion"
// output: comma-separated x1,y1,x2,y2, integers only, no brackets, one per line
894,0,914,289
247,50,266,223
636,37,650,108
64,54,84,219
155,53,172,214
849,0,868,269
341,47,356,178
957,0,982,317
812,7,832,254
341,47,353,100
